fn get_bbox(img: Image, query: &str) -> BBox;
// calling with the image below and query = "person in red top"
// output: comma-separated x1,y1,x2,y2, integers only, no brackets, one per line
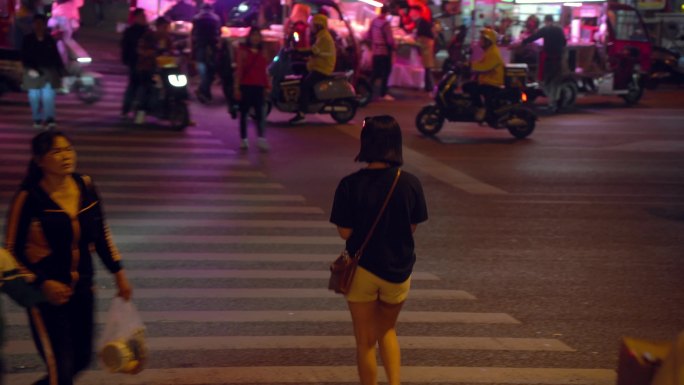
233,27,271,152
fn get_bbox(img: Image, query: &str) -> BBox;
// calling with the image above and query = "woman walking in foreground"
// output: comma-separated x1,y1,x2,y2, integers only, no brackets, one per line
330,116,428,385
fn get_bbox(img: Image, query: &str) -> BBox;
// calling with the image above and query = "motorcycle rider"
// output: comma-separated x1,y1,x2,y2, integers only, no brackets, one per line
462,28,504,122
133,16,174,124
289,13,336,125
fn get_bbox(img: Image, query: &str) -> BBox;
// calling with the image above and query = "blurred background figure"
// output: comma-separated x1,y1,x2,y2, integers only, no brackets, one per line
192,3,221,103
409,5,435,92
120,8,150,119
48,0,84,40
233,27,270,152
284,3,311,48
366,5,395,101
21,13,65,129
164,0,197,22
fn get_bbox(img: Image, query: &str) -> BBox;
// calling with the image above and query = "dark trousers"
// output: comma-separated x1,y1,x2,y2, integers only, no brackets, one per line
299,70,328,113
424,67,434,91
542,58,562,107
28,283,94,385
370,55,392,97
122,67,139,114
239,85,265,138
122,68,153,113
220,75,236,112
462,81,500,109
198,61,216,99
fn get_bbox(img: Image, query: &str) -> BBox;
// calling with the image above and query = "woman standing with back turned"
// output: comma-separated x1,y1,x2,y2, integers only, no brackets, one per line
330,116,428,385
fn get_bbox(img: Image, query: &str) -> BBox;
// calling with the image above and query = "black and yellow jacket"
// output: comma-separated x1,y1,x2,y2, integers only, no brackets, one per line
4,174,122,288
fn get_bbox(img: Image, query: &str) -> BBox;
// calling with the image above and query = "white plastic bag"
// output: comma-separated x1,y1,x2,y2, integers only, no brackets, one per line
98,297,147,374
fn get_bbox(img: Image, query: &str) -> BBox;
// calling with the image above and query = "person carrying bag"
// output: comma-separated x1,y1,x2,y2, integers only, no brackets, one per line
329,115,428,385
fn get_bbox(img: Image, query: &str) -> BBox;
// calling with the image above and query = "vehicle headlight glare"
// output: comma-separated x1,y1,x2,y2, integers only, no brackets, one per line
168,74,188,87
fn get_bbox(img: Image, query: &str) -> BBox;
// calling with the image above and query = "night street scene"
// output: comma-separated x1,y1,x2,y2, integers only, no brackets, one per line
0,0,683,383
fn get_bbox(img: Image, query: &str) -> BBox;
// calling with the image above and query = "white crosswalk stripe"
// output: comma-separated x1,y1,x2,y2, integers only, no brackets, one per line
0,81,616,384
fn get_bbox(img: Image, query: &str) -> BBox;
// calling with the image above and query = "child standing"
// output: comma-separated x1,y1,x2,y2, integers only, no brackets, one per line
233,27,271,152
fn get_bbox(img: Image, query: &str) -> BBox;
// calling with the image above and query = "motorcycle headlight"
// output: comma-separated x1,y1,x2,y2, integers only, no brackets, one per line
77,57,92,64
237,2,249,12
168,74,188,87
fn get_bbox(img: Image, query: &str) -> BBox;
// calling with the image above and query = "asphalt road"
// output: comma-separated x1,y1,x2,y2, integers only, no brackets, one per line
0,25,682,385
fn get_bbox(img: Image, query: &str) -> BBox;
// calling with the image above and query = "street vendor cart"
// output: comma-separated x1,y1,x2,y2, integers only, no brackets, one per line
510,0,651,107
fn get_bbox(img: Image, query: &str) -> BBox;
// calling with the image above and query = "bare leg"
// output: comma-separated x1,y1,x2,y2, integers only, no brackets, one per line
377,300,404,385
348,301,380,385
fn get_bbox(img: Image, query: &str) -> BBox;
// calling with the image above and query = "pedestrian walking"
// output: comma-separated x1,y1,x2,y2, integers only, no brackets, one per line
330,115,428,385
233,27,270,152
522,14,567,112
217,37,237,119
4,130,133,385
366,5,395,101
409,5,435,91
21,13,65,130
192,3,221,104
120,8,149,119
1,247,44,385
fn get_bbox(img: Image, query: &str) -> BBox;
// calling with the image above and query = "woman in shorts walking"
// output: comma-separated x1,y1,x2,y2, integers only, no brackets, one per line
330,115,428,385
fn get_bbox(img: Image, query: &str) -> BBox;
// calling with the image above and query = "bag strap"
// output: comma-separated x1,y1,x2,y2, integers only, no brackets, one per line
355,168,402,261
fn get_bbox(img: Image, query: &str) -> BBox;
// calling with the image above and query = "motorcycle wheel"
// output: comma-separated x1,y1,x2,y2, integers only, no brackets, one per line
557,81,577,109
76,78,103,104
622,76,643,105
169,103,190,130
330,100,356,124
505,109,536,139
355,78,372,107
415,105,445,136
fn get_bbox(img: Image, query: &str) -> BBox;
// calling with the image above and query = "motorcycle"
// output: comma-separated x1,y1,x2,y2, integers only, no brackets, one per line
415,63,537,139
646,45,684,89
58,37,104,104
145,59,191,130
267,47,358,124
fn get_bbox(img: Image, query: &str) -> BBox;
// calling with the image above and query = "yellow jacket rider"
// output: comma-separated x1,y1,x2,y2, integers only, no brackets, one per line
463,28,504,121
290,13,337,124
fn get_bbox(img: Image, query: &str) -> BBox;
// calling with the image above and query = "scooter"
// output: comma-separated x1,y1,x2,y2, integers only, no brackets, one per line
58,37,104,104
647,45,684,89
145,60,191,130
267,47,358,124
415,63,537,139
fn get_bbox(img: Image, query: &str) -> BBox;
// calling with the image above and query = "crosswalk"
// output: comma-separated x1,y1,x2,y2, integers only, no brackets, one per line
0,75,615,384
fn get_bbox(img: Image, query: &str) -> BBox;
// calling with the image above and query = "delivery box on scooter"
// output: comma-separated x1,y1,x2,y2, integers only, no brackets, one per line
314,77,356,101
505,64,529,89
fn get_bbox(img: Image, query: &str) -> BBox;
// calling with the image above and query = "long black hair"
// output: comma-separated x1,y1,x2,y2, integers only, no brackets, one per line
21,130,72,189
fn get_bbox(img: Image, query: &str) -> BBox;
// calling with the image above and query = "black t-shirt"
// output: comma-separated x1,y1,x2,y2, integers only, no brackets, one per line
330,167,428,283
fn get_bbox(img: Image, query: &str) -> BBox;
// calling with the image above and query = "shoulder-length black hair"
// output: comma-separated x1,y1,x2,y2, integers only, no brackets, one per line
355,115,403,166
21,130,72,189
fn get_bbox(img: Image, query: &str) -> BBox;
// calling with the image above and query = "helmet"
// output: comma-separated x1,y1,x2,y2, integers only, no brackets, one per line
311,13,328,28
480,28,497,44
